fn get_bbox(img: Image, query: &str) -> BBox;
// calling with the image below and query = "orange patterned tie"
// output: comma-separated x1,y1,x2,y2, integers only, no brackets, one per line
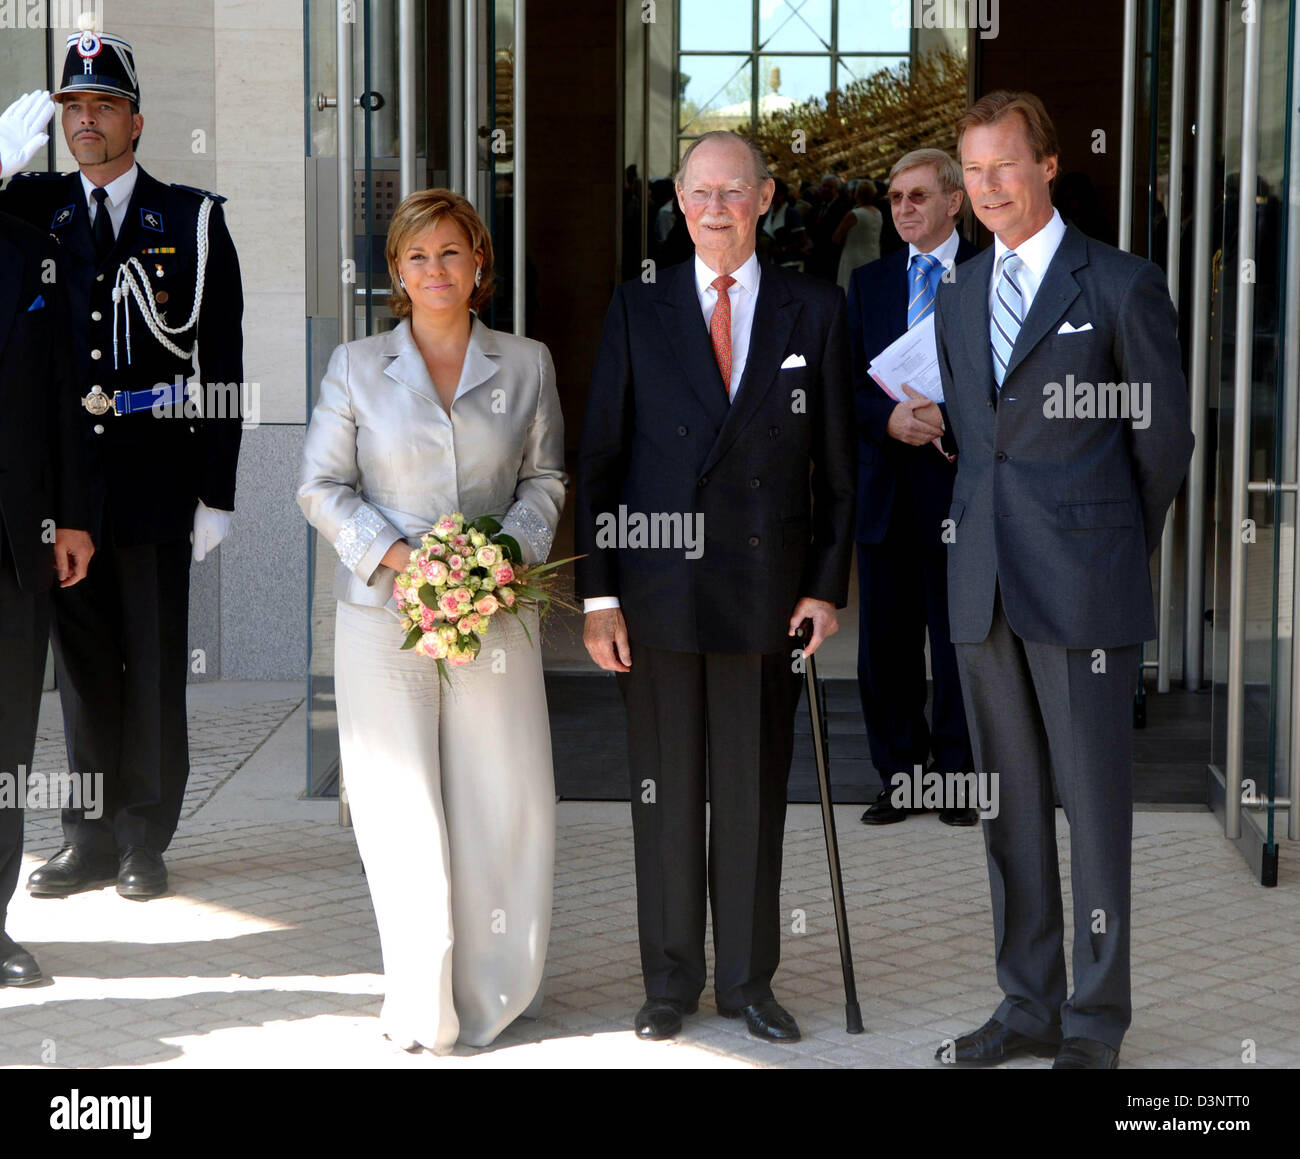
710,274,736,396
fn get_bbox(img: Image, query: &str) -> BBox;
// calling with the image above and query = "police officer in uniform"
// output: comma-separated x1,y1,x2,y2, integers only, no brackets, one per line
0,22,244,901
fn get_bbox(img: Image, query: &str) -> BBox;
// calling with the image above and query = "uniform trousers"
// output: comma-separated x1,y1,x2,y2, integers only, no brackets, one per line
0,532,48,931
334,600,555,1052
50,519,192,857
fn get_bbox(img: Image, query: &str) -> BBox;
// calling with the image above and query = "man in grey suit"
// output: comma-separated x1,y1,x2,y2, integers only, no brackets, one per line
933,92,1193,1069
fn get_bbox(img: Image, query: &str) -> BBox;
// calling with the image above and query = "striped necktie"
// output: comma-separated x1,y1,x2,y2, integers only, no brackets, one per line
990,251,1023,389
907,252,939,329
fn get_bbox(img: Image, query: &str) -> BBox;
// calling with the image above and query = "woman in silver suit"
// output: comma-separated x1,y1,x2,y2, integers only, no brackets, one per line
297,188,566,1052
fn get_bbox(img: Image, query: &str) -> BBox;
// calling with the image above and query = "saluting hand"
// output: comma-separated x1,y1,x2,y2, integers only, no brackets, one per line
0,89,55,178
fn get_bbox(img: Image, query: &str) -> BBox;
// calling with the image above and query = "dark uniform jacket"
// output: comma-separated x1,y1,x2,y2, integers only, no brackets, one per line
0,164,243,546
0,210,92,589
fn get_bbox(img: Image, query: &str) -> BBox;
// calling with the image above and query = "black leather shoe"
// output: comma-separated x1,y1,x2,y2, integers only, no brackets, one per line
26,845,117,898
861,789,909,825
936,1017,1060,1066
0,935,43,986
719,998,802,1042
117,847,168,900
634,997,698,1040
939,807,979,826
1053,1037,1120,1069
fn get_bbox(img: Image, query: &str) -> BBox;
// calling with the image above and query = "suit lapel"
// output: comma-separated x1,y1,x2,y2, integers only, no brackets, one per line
959,245,998,406
382,319,440,407
653,262,731,428
0,232,20,360
701,263,800,475
1003,224,1086,383
53,172,95,267
886,249,908,342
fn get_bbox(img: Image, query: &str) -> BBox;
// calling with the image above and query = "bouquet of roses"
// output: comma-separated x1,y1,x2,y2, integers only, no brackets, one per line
392,511,575,675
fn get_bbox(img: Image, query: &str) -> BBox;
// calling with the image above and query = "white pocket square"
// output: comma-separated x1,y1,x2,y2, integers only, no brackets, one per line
780,353,807,369
1057,320,1094,334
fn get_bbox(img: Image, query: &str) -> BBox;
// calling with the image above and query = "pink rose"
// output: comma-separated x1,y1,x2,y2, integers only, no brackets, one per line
428,542,446,557
493,563,515,585
454,586,473,604
475,544,501,568
449,568,467,584
422,559,449,584
452,534,470,548
447,650,473,668
439,592,460,615
498,586,516,608
420,605,437,630
447,554,464,570
433,517,459,539
474,594,499,616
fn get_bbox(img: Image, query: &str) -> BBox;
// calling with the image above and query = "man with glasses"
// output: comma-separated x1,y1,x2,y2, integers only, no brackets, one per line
846,149,979,827
577,131,855,1044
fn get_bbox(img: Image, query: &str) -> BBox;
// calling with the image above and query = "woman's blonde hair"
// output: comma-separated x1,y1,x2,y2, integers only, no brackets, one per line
386,187,496,318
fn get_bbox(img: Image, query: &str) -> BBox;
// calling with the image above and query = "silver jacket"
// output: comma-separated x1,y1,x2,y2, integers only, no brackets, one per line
297,315,567,608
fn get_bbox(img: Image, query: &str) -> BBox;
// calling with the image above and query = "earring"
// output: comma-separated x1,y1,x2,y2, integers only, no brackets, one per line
475,267,482,287
399,277,407,289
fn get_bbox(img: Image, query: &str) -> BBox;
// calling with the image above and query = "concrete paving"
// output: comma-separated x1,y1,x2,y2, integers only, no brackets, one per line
2,682,1298,1070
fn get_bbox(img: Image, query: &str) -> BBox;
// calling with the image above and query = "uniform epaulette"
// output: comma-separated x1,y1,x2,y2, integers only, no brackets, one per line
170,182,227,204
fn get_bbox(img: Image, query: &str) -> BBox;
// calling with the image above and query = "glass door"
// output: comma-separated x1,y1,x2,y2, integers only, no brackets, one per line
303,0,524,800
1207,0,1297,883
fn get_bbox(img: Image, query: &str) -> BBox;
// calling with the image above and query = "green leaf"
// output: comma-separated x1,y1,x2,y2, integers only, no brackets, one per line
496,534,522,564
400,624,423,651
519,552,585,579
470,514,503,536
416,583,440,609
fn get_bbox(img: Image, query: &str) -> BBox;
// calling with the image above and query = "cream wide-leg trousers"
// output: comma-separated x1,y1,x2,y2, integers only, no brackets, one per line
334,600,556,1051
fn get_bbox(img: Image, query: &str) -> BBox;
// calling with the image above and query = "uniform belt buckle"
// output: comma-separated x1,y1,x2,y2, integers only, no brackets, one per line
82,387,119,417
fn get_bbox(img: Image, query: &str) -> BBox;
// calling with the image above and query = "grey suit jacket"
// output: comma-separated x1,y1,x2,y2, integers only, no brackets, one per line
297,316,567,608
936,223,1194,648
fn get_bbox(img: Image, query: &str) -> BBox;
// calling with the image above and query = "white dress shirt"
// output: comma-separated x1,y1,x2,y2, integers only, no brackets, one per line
908,226,961,279
584,250,763,614
81,162,138,239
989,207,1066,319
694,250,760,400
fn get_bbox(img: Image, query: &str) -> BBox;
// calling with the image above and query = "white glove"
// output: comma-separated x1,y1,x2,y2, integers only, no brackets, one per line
192,501,233,562
0,90,55,178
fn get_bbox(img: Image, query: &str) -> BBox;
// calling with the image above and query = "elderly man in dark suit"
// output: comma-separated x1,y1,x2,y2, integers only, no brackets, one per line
577,130,856,1044
847,148,978,828
0,206,95,985
933,92,1193,1069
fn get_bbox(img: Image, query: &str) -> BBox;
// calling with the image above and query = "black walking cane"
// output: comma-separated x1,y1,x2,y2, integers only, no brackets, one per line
797,621,864,1034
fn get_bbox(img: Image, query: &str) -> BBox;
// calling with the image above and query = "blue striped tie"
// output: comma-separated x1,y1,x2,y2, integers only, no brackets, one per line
908,253,939,330
990,251,1023,389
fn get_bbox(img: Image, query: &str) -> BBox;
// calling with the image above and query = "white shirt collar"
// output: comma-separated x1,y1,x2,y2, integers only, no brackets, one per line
80,162,138,210
908,228,961,269
695,250,760,298
993,207,1065,280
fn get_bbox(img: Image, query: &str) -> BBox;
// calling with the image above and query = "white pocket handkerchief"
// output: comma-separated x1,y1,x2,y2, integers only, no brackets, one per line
780,353,807,369
1057,320,1094,334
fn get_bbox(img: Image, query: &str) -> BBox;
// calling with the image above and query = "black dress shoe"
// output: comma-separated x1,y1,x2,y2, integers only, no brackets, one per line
117,847,168,900
936,1016,1060,1066
861,789,909,825
634,997,697,1040
0,935,43,986
27,845,117,898
939,807,979,826
719,997,802,1042
1053,1037,1120,1069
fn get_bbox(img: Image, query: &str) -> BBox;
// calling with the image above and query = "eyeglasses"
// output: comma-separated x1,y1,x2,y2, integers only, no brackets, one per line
683,186,753,206
888,190,936,207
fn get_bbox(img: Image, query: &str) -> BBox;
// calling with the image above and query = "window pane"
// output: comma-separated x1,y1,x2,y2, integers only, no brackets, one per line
837,54,909,89
757,55,833,113
759,0,831,53
680,0,753,52
839,0,911,52
679,56,754,134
